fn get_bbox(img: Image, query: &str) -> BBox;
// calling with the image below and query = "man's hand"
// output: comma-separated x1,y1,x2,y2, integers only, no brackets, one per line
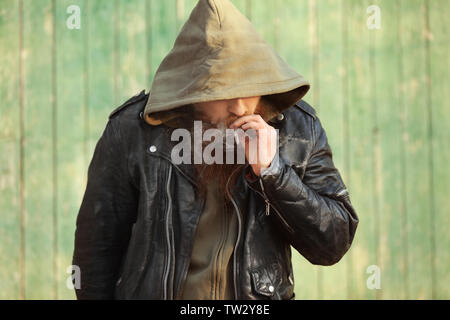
229,114,278,176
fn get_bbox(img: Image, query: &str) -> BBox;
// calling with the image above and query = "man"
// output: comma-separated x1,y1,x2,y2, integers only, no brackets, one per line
72,0,358,300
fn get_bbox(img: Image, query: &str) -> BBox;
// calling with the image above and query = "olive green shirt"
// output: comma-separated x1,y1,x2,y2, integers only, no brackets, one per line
180,176,238,300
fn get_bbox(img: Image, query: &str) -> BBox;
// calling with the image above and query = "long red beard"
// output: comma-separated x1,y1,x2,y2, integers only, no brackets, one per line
166,100,269,201
185,121,244,202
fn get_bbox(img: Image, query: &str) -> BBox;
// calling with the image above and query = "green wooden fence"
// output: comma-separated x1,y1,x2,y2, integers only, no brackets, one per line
0,0,448,299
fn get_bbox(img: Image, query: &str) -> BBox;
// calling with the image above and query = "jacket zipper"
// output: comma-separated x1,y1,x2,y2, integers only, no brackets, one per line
153,155,208,299
226,165,244,300
258,179,271,216
162,165,174,299
248,177,294,234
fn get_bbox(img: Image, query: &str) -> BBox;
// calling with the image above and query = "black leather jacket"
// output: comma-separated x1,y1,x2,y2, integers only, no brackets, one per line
72,91,359,300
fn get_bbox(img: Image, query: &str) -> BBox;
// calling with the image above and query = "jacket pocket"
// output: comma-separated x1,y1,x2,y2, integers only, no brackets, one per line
250,262,283,299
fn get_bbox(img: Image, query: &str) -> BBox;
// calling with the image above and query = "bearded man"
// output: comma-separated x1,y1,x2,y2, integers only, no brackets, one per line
72,0,359,300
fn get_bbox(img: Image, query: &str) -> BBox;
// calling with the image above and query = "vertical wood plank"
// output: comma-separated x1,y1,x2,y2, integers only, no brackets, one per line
82,0,90,180
274,0,319,300
118,0,147,103
50,0,58,299
245,0,252,21
428,0,449,300
394,0,411,299
316,0,348,299
22,0,54,299
272,0,280,52
307,0,325,298
176,0,184,31
250,0,275,48
400,0,433,299
346,0,376,300
113,0,120,106
87,0,116,155
149,0,177,85
0,0,21,299
55,0,86,300
368,1,381,300
423,0,436,299
341,0,352,298
19,0,26,300
145,0,153,87
372,0,407,299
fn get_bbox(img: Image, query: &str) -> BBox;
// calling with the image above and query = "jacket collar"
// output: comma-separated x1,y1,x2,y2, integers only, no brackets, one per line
144,120,255,195
145,123,199,188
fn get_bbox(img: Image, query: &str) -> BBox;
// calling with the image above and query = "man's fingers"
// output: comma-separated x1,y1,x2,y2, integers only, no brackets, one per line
229,114,264,128
241,121,263,130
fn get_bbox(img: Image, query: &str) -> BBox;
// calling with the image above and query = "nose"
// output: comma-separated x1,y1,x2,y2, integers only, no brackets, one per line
227,98,247,117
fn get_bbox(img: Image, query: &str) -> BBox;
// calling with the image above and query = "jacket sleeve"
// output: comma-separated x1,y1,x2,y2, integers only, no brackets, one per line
245,117,359,266
72,119,138,299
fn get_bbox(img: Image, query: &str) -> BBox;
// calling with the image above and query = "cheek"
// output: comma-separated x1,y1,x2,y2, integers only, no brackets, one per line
201,109,219,124
210,106,228,121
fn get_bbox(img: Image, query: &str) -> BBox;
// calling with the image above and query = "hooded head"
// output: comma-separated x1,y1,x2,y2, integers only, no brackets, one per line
144,0,310,127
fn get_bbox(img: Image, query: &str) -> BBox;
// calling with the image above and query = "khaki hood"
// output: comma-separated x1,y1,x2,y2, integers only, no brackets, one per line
144,0,310,127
